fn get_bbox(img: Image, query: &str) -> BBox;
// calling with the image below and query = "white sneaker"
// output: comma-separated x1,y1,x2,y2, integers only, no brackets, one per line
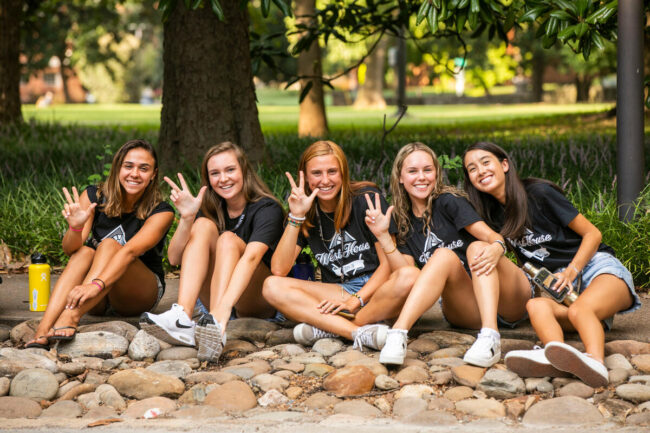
351,324,388,351
505,346,570,378
140,303,195,346
463,329,501,367
195,313,226,363
544,341,609,388
379,328,408,365
293,323,337,346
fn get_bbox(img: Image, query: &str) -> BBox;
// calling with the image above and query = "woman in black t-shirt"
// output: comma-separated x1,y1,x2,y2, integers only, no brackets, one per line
140,141,284,363
25,140,174,349
368,143,531,367
463,142,639,388
263,140,414,351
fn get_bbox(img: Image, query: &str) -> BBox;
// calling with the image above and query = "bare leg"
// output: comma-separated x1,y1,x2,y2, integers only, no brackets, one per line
28,247,94,345
526,297,571,345
353,266,420,326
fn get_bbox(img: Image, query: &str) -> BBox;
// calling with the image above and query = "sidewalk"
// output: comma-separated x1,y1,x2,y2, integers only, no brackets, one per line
1,273,648,342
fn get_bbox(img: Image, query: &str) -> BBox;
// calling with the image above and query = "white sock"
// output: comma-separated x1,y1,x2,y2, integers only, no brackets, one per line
480,327,500,340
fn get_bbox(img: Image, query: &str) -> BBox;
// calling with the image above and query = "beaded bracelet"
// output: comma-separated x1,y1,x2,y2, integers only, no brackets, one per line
288,212,306,221
69,226,83,232
287,218,302,227
352,292,365,307
493,239,507,255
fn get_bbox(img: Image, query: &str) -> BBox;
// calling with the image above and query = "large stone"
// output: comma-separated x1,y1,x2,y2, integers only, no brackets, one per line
419,330,475,348
429,357,466,368
501,338,535,355
185,371,238,385
557,382,595,398
393,396,427,418
443,386,474,402
395,365,429,385
170,405,225,419
146,360,192,379
82,406,118,420
302,392,340,409
375,374,399,390
204,380,257,411
128,330,161,360
604,353,633,370
477,368,526,399
9,368,58,400
156,346,198,361
455,398,505,418
40,400,82,418
323,365,375,396
632,355,650,374
9,319,40,344
265,328,295,346
347,358,388,377
405,410,457,425
79,320,138,341
395,384,434,400
257,389,289,407
122,396,177,419
252,373,289,392
247,350,278,361
615,383,650,403
57,383,96,401
430,347,465,359
96,383,126,411
329,350,367,368
312,338,344,356
0,324,11,342
222,360,271,379
273,360,304,373
0,348,58,376
77,391,101,409
226,318,279,342
0,396,42,418
290,353,327,365
427,397,455,411
608,368,631,385
178,383,219,405
523,396,603,425
452,365,485,388
107,368,185,399
58,361,85,376
408,338,439,354
431,369,453,385
0,377,10,396
57,331,129,359
626,412,650,425
223,339,259,355
333,400,382,417
303,363,334,377
278,344,306,357
605,340,650,357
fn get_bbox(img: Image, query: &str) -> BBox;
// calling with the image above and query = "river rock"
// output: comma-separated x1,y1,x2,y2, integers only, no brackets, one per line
393,396,427,418
40,400,82,418
9,319,39,344
178,383,219,405
631,355,650,374
303,392,341,409
395,365,429,385
57,331,128,359
286,386,303,399
523,396,603,424
56,380,81,398
347,358,388,377
252,373,289,392
77,391,101,409
428,397,455,411
477,368,526,399
455,398,505,418
333,400,382,418
279,344,306,357
224,339,258,355
625,411,650,425
146,360,192,379
615,383,650,403
452,365,485,388
329,350,367,367
501,338,535,355
128,330,160,360
0,348,58,376
605,340,650,357
266,328,295,346
608,368,630,385
395,384,434,400
429,357,466,368
444,386,474,402
222,360,271,379
108,368,184,399
419,330,475,347
313,338,344,356
247,349,278,361
156,346,198,360
408,338,439,353
170,405,225,419
82,406,118,420
557,382,595,398
184,371,238,385
0,324,10,342
258,389,289,407
431,369,453,385
122,396,177,418
604,353,633,370
79,321,138,341
0,377,9,396
0,396,42,418
323,365,375,396
303,363,334,377
204,380,257,411
227,318,279,342
9,368,58,400
375,374,399,390
95,383,126,410
290,353,327,365
431,347,466,359
405,410,458,425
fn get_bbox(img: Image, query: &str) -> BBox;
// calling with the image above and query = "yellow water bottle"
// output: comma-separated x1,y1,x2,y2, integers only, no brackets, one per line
28,252,50,312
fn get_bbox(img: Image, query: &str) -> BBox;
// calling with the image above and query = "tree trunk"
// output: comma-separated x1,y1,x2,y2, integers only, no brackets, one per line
353,36,388,109
530,49,545,102
296,0,328,138
159,1,265,171
575,75,592,102
0,0,23,125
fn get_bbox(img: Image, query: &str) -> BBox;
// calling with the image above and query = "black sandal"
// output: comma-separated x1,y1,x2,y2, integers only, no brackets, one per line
25,336,50,350
49,326,78,342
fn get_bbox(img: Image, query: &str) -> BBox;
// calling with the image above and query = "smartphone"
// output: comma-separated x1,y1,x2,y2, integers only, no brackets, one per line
336,309,356,320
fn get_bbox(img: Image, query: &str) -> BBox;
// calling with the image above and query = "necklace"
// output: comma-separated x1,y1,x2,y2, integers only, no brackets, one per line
316,205,344,283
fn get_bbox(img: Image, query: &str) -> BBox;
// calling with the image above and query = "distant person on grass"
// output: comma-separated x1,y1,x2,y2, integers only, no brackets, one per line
365,142,531,367
140,142,284,363
25,139,174,349
262,140,417,351
463,142,640,388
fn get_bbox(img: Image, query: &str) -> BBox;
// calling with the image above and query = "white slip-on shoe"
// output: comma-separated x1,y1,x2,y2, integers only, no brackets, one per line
139,303,195,346
379,328,408,365
351,324,389,351
505,346,570,378
463,329,501,368
293,323,337,346
544,341,609,388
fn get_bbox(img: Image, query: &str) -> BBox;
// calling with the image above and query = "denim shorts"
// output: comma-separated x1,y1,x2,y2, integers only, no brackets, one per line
338,273,371,295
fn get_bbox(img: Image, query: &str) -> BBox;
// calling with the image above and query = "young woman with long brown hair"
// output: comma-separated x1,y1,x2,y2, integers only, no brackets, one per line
140,142,284,363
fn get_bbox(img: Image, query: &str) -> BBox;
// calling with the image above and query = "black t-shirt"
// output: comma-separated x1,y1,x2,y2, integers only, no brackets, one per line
85,185,174,285
397,193,482,271
298,187,397,284
220,197,284,267
503,182,614,272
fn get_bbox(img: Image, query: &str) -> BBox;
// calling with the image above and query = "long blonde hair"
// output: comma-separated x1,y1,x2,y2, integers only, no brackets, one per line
390,142,465,244
99,139,163,219
200,141,281,231
298,140,375,237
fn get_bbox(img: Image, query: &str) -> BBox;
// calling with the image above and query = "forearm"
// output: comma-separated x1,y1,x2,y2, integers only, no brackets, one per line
271,226,300,275
62,230,85,256
375,233,409,271
167,216,194,266
570,231,601,272
356,259,391,304
94,247,138,287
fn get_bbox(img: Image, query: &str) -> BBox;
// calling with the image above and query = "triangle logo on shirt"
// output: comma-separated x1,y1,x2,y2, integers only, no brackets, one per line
102,225,127,246
328,231,356,250
423,230,443,252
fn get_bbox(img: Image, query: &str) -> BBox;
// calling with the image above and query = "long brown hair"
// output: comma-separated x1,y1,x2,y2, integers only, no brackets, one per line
391,142,465,244
298,140,375,237
200,141,281,231
99,139,162,219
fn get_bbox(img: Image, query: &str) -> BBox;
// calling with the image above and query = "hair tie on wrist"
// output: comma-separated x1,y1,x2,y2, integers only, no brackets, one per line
352,292,365,307
493,240,507,255
69,226,83,232
288,212,306,221
91,278,106,290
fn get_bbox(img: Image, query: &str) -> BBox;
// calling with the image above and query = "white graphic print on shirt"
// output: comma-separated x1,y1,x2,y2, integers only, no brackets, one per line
102,225,127,246
508,229,551,262
419,229,465,264
316,230,371,277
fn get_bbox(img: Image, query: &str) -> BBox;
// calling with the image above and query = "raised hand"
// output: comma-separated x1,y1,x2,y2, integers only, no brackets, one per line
364,193,393,238
164,173,207,219
286,171,318,217
62,186,96,229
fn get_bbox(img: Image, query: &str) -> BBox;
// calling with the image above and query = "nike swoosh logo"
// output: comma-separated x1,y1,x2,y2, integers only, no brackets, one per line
175,319,193,329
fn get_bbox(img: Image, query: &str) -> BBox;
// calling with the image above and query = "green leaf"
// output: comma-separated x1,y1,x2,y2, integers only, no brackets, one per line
542,32,557,48
160,0,178,23
520,6,547,22
550,10,573,21
551,0,578,16
416,0,430,26
581,34,592,60
261,0,270,17
190,0,202,9
209,0,224,20
299,81,313,103
576,21,588,38
557,24,577,42
470,0,480,14
576,0,589,16
456,10,467,32
271,0,292,17
546,16,559,36
428,4,439,33
591,32,605,51
433,0,441,9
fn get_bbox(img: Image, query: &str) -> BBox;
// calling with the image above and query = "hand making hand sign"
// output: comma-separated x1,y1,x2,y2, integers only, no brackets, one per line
164,173,207,219
62,186,96,231
364,192,393,238
285,171,318,218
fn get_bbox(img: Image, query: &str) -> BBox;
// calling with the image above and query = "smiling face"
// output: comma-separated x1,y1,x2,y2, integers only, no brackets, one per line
118,148,156,199
305,154,343,210
399,150,437,213
206,150,244,203
463,149,509,203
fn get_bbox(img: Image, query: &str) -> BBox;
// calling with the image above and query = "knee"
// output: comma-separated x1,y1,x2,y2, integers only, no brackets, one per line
526,297,548,317
465,241,489,265
567,301,589,325
216,231,242,251
71,246,95,261
262,276,284,304
95,238,122,253
430,247,456,263
189,218,218,241
394,266,419,296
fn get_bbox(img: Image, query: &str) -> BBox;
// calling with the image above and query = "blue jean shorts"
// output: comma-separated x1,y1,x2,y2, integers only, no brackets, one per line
338,273,371,295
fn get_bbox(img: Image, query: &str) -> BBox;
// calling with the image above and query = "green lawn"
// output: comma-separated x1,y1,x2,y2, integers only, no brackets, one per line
22,102,614,132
